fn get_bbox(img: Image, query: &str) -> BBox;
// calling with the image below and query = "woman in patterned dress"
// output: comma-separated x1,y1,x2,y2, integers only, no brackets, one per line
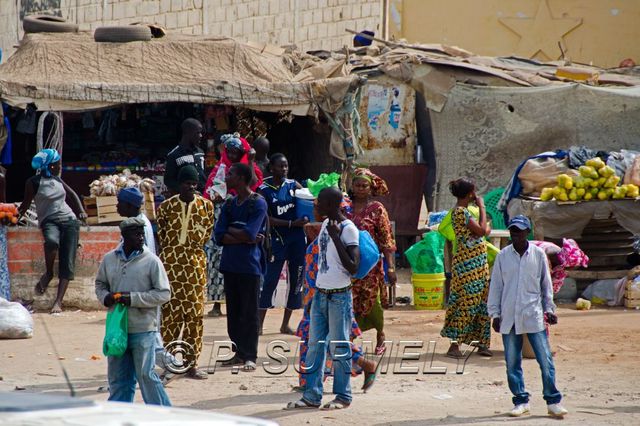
348,169,397,355
440,178,492,358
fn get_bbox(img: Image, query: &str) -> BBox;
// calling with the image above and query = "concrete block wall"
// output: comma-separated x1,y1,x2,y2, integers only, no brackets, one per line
204,0,381,52
0,0,381,62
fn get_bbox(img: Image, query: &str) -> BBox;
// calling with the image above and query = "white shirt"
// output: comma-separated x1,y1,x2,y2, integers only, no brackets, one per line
315,219,359,290
488,243,556,335
136,213,156,255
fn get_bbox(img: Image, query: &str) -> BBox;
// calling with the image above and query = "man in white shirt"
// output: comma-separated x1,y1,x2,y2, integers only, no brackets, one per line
286,187,360,411
488,215,568,418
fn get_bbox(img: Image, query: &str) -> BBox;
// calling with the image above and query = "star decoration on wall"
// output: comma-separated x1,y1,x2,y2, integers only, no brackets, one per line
499,0,583,60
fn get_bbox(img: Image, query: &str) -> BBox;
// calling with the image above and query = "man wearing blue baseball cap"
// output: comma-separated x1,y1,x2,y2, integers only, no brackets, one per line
488,215,568,418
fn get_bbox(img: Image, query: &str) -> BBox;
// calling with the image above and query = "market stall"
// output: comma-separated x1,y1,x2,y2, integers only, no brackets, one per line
0,32,363,305
505,148,640,283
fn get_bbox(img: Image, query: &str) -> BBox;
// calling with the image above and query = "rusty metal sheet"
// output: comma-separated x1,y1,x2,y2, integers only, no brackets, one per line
357,78,417,166
370,165,427,236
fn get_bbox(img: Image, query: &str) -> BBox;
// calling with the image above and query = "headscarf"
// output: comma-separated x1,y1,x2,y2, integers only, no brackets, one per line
220,133,244,152
31,149,60,177
352,168,389,197
203,134,263,199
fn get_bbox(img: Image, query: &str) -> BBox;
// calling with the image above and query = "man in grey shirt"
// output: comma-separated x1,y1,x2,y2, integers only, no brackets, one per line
95,217,171,406
488,215,568,419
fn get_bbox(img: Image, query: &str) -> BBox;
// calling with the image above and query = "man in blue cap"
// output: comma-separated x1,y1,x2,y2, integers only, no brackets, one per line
488,215,568,418
117,187,155,254
117,187,176,379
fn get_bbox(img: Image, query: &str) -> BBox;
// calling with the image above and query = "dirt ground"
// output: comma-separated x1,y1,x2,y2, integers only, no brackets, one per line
1,272,639,425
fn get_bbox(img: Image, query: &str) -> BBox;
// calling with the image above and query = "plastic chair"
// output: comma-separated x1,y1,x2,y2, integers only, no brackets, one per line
483,187,507,230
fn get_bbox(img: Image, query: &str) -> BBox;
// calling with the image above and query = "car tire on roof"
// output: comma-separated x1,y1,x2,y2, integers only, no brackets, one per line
23,15,79,33
94,25,153,43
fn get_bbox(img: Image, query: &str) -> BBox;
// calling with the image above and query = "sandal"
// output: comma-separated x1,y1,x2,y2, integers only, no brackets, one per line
242,361,257,372
285,399,320,410
362,360,381,393
221,355,244,367
375,345,386,356
446,349,464,359
321,399,351,410
477,347,493,357
186,368,208,380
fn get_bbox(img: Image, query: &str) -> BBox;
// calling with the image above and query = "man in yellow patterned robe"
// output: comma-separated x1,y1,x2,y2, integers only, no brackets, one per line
158,165,214,380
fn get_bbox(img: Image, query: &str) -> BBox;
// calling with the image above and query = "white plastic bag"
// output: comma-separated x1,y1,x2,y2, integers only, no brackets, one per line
272,263,289,308
0,298,34,339
206,163,227,200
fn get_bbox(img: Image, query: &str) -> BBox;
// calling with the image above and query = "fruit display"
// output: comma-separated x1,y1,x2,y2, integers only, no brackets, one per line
89,169,155,197
540,158,640,202
0,203,19,225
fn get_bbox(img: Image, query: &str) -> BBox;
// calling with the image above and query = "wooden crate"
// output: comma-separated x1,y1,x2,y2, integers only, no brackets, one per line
84,193,155,225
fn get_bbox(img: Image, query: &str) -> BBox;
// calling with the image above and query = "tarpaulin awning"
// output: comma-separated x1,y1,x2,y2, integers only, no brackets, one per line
0,32,359,115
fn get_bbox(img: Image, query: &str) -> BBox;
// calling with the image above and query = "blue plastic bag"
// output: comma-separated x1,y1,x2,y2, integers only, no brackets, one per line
353,230,381,279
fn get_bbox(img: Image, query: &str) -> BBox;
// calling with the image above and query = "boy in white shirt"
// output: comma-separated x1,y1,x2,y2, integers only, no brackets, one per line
286,187,360,410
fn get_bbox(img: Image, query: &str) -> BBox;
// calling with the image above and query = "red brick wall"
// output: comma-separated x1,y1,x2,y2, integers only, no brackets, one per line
7,227,121,310
8,227,121,275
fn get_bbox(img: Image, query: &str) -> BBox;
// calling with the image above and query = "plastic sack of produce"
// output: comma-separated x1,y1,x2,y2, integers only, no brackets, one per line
0,297,34,339
102,304,128,357
405,231,445,274
437,207,499,267
307,173,341,197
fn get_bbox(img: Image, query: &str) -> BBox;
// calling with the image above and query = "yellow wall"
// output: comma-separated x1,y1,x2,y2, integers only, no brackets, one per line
389,0,640,67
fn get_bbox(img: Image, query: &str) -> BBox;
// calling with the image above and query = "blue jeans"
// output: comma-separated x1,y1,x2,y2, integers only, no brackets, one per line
502,328,562,406
302,290,353,405
108,331,171,406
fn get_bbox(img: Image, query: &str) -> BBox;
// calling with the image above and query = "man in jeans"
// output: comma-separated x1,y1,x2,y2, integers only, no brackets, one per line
287,187,361,410
95,217,171,405
215,163,268,372
488,215,568,418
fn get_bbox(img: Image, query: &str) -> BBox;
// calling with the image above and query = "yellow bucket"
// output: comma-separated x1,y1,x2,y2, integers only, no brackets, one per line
411,273,445,310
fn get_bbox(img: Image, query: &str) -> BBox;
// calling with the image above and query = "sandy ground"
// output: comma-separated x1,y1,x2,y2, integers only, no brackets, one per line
1,272,639,425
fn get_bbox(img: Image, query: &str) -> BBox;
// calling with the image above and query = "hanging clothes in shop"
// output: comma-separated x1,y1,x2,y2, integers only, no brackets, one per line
0,104,12,165
98,109,118,144
15,105,37,135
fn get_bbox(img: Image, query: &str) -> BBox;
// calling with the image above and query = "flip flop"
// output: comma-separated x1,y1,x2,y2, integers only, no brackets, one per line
285,399,320,410
375,345,386,356
362,360,381,393
321,399,351,410
242,361,257,372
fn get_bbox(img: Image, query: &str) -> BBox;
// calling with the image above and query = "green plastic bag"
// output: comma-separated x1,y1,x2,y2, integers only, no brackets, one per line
405,231,445,274
437,206,499,268
307,173,341,197
103,304,128,357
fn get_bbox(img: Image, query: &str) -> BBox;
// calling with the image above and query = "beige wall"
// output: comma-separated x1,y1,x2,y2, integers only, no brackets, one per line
389,0,640,67
0,0,381,63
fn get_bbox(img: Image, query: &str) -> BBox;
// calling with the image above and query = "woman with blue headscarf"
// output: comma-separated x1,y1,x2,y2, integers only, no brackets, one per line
18,149,87,314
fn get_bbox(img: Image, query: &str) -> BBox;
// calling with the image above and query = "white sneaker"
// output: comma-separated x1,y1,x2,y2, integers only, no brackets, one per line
548,403,568,417
509,403,530,417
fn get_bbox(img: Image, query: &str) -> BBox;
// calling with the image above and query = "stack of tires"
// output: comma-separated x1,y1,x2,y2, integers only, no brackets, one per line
23,14,154,43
